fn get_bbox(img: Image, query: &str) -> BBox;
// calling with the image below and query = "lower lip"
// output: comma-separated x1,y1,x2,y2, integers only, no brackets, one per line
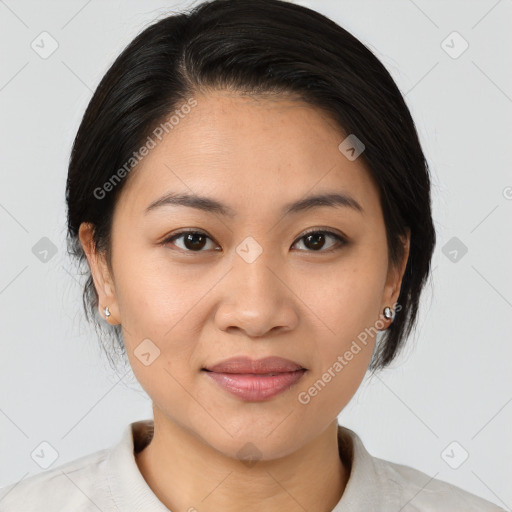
203,369,307,401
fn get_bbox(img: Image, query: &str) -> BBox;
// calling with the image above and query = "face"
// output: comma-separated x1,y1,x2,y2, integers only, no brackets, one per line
80,91,409,460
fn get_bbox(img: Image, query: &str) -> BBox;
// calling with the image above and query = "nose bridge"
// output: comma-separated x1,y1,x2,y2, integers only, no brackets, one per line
232,235,281,302
215,236,297,336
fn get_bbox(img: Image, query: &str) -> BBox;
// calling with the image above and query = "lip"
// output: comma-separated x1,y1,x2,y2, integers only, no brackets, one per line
202,356,307,401
203,356,305,374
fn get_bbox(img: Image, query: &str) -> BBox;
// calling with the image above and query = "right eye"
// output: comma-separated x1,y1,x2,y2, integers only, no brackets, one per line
162,230,220,252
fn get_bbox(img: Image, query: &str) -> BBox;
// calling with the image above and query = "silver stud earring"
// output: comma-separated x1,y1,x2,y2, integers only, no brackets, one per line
103,306,111,318
383,306,394,320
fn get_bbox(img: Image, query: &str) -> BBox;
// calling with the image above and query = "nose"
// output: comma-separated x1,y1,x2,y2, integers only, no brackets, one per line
214,249,299,338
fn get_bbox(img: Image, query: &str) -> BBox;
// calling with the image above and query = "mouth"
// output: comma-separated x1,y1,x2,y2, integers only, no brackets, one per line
201,356,307,401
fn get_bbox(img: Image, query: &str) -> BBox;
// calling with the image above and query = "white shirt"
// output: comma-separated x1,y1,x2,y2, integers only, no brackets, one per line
0,419,505,511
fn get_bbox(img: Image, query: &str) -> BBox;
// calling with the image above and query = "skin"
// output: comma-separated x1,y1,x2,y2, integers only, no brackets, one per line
79,90,410,512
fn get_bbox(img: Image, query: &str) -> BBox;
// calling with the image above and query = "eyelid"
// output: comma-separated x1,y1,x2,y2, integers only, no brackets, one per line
297,226,347,242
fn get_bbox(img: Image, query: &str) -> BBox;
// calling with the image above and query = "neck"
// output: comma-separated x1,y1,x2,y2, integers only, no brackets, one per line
135,412,351,512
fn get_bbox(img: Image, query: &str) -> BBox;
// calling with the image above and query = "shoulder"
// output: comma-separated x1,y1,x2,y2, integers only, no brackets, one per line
338,426,506,511
0,447,111,510
373,452,506,511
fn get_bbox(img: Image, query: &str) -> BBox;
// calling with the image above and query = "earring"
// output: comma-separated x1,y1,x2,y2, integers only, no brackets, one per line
103,306,111,318
383,306,394,320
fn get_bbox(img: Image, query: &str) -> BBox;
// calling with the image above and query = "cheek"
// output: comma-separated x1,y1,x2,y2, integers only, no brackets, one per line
114,244,205,333
304,259,384,346
111,248,204,392
297,259,384,404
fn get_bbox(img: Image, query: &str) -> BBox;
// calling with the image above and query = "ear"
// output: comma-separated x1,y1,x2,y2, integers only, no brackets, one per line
379,228,410,328
78,222,120,325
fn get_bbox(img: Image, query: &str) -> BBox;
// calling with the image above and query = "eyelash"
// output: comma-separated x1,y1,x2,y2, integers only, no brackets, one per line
161,228,347,254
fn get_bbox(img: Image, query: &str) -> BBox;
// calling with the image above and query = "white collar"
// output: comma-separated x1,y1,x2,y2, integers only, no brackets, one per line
105,419,393,511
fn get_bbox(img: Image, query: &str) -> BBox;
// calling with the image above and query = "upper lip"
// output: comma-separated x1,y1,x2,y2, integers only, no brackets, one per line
203,356,306,374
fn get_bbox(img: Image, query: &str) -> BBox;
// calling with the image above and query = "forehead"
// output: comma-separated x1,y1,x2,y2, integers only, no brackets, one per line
116,91,381,220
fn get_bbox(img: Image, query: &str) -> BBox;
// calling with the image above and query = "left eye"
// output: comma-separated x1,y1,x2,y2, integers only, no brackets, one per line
162,229,346,253
293,230,346,252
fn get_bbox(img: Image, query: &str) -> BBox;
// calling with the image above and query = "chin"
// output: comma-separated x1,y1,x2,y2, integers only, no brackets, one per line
195,423,307,464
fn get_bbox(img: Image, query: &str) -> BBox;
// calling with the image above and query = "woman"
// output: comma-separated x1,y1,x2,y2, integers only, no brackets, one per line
0,0,504,510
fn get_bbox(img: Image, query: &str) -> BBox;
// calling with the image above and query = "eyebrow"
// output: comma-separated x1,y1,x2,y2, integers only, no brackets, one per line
144,191,364,217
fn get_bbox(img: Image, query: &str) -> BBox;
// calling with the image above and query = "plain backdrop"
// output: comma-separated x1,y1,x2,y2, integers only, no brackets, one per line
0,0,511,509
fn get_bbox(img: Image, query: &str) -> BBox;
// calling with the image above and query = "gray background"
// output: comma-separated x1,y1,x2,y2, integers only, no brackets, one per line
1,0,511,508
